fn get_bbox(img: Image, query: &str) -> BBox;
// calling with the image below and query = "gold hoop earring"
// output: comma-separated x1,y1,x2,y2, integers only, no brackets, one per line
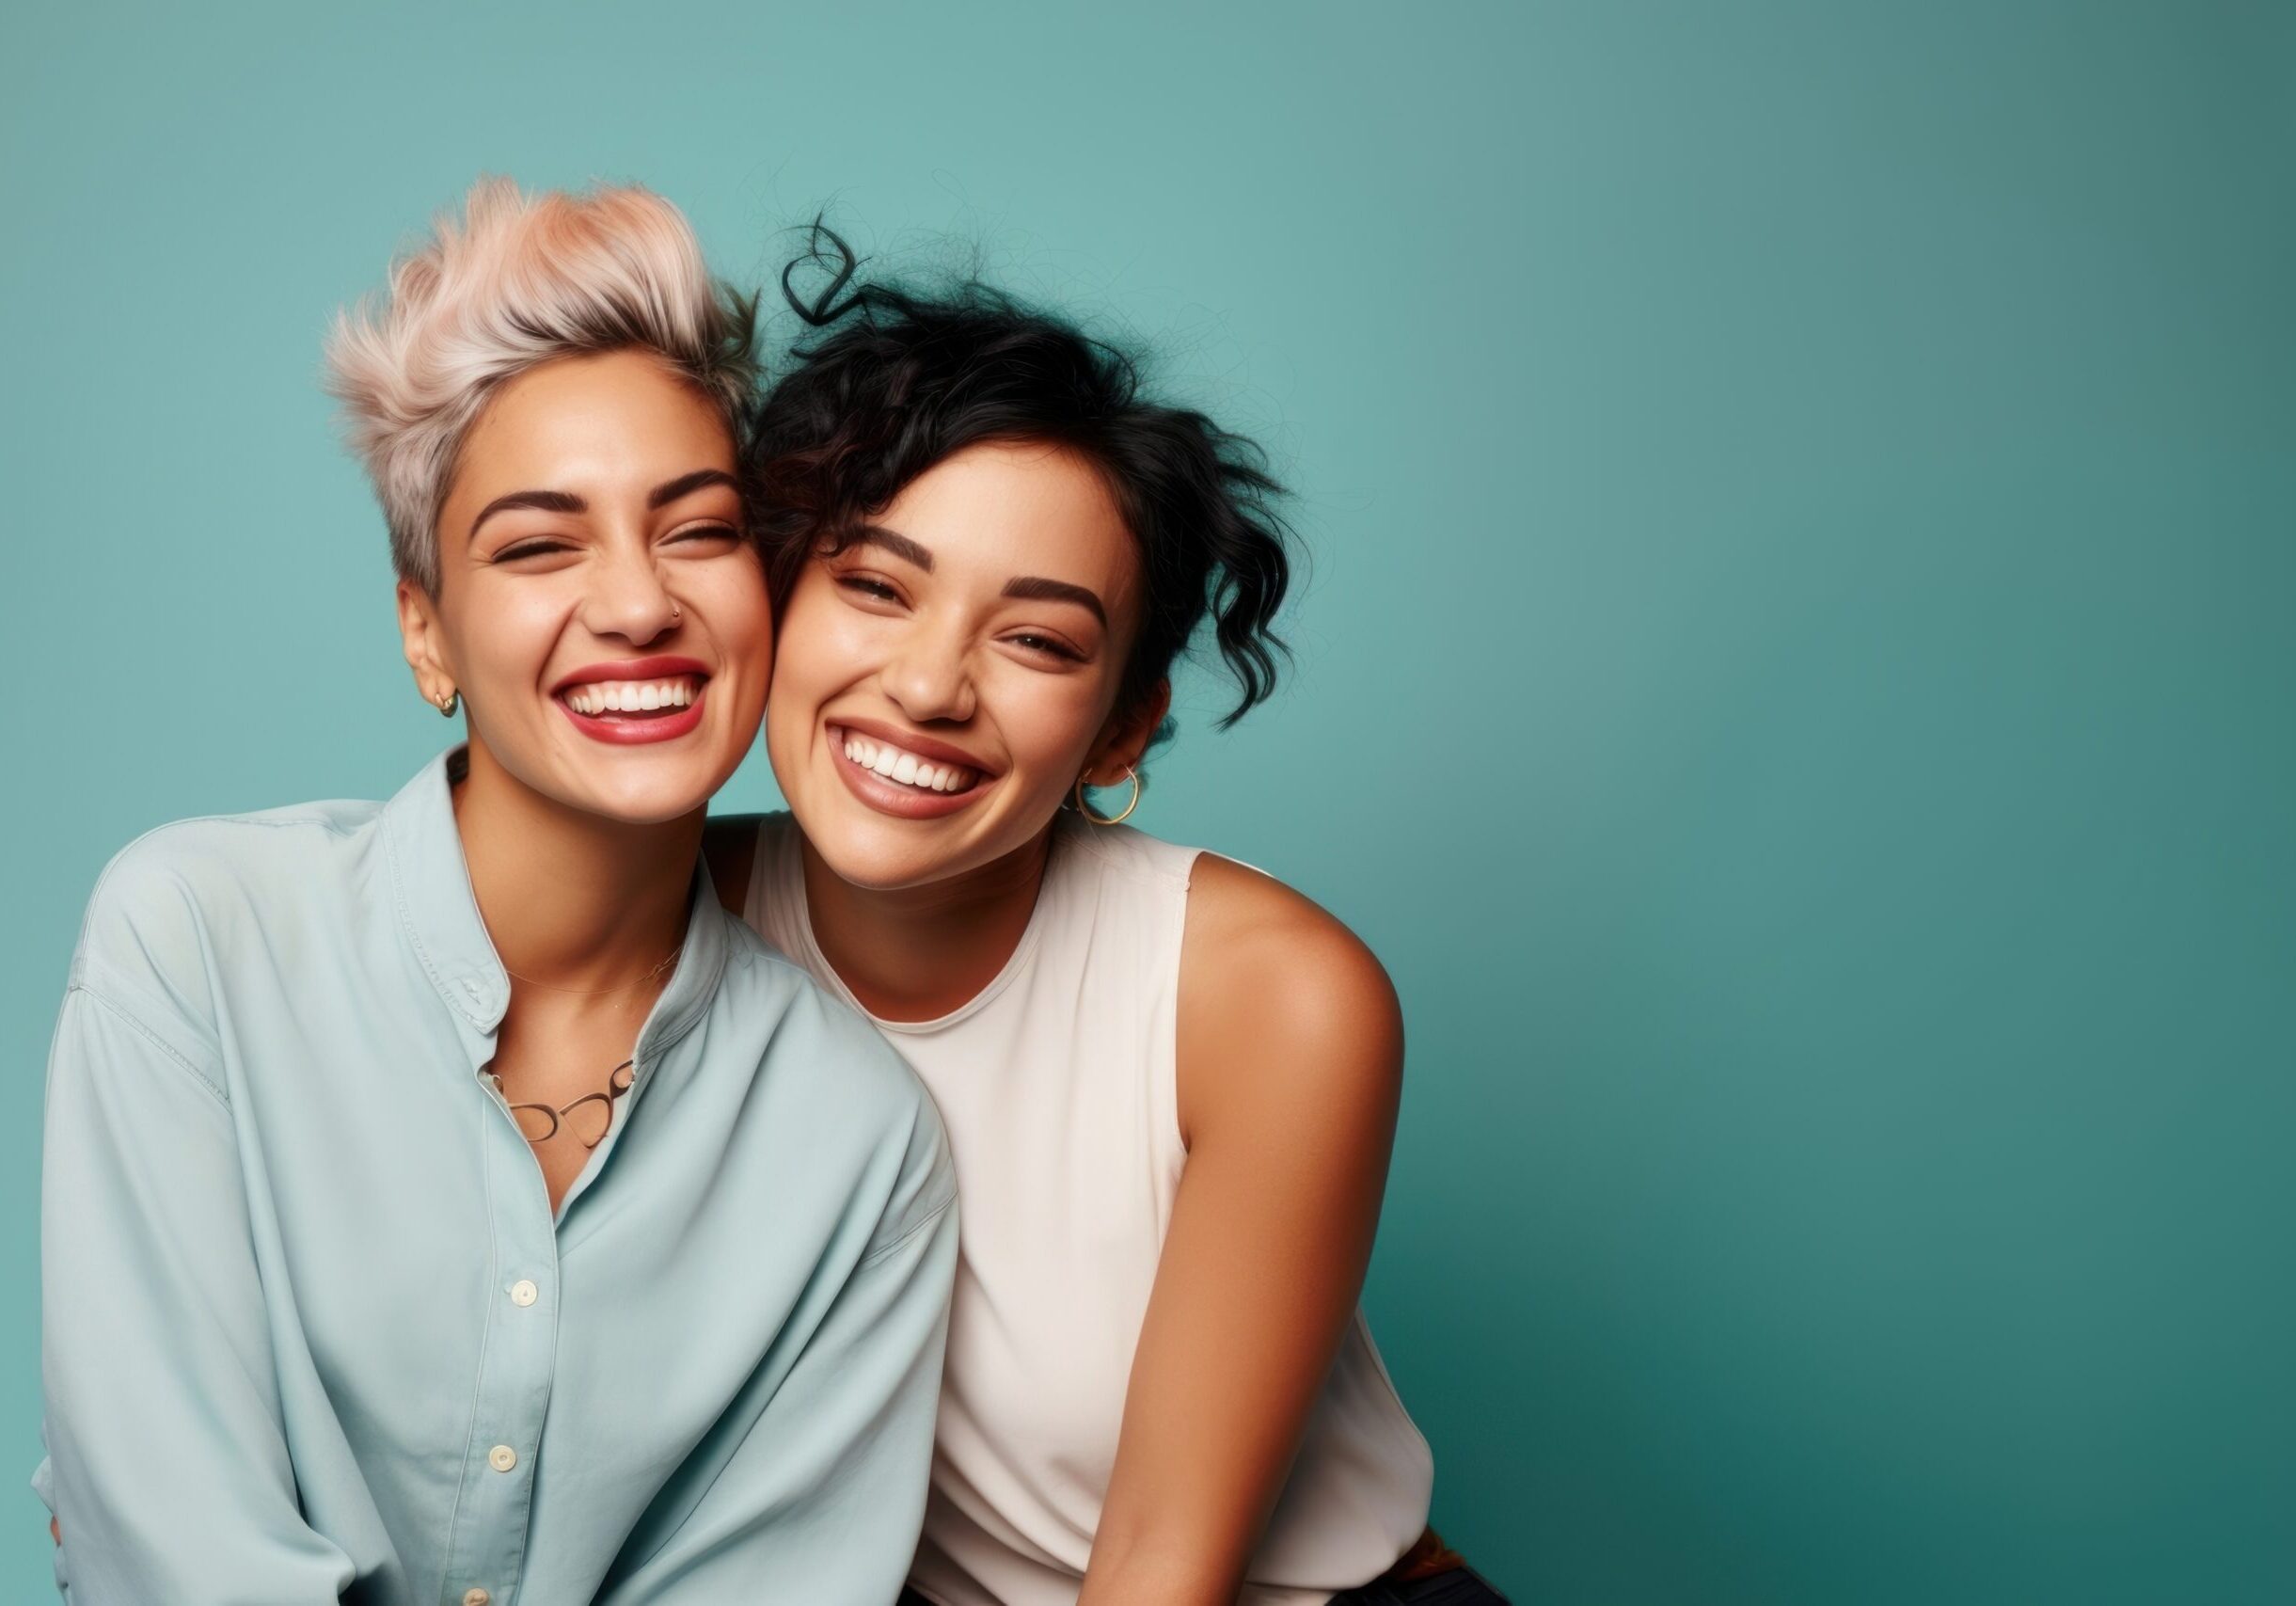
435,689,459,718
1073,766,1141,826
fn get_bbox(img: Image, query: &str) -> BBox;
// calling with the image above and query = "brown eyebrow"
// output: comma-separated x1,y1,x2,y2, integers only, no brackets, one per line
469,469,737,541
469,488,584,538
1002,575,1106,626
845,525,1106,625
849,525,936,572
648,468,738,509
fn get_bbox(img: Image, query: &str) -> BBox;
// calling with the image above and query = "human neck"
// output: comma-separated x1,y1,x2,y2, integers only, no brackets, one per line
800,825,1055,1023
451,740,702,994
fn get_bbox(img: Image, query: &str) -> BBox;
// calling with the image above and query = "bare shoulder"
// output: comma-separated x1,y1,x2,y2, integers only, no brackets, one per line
701,813,765,917
1181,854,1400,1018
1176,853,1404,1141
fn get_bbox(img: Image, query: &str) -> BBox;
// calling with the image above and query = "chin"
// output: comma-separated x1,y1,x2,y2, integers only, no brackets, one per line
792,807,947,892
806,787,1056,894
560,753,730,826
585,792,712,827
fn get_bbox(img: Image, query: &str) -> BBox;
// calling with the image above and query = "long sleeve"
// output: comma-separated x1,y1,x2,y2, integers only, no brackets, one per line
41,980,355,1602
597,1105,960,1606
38,778,957,1604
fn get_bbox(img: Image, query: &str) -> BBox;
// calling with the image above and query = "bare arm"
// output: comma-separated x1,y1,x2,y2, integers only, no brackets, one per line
1077,854,1405,1605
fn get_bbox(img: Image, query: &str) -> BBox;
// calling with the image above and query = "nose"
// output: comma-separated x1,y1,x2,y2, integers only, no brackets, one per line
579,541,681,644
880,622,975,724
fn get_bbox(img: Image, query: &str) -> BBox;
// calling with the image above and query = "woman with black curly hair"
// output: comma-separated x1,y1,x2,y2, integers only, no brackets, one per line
707,234,1505,1606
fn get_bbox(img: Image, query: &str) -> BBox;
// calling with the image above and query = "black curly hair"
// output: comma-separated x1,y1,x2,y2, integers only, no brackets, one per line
747,225,1293,735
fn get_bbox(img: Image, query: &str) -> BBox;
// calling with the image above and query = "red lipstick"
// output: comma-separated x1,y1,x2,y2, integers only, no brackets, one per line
552,658,711,746
550,656,710,694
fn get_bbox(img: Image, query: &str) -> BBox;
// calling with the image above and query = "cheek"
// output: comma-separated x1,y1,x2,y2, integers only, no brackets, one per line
695,565,775,666
768,588,871,713
450,582,575,692
988,664,1118,782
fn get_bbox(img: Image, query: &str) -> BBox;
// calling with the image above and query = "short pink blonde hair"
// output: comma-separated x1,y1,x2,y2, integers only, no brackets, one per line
326,177,758,589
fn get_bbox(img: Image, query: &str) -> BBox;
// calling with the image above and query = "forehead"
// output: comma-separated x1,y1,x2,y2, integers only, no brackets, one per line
879,441,1137,598
449,350,733,501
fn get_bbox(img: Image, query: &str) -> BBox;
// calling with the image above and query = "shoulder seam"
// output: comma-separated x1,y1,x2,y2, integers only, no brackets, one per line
1060,820,1201,892
68,983,230,1109
99,809,350,867
82,811,362,949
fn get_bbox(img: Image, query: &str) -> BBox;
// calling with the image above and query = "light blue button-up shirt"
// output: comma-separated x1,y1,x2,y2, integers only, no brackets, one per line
37,752,958,1604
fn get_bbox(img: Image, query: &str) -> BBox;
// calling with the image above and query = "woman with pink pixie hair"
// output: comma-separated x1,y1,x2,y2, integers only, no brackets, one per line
37,180,957,1605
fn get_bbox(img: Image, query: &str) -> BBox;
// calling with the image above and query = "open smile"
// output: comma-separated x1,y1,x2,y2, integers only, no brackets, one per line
553,657,711,745
828,722,993,819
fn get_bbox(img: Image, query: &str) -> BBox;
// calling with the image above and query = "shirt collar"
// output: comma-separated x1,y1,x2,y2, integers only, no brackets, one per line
380,747,731,1047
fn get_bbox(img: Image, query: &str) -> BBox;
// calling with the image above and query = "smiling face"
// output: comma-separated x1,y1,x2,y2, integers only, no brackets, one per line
398,347,770,825
765,439,1167,891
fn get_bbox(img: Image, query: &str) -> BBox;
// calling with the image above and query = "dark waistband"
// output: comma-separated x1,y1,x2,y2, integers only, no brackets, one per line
1377,1527,1468,1582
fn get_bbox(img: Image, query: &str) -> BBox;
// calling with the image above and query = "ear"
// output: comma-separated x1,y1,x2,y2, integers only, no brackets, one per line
396,578,457,710
1082,678,1172,787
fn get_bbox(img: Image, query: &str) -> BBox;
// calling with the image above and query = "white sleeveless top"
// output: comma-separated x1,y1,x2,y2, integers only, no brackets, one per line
745,812,1433,1606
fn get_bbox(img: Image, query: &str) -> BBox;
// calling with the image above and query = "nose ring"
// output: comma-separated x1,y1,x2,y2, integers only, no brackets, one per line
670,601,682,622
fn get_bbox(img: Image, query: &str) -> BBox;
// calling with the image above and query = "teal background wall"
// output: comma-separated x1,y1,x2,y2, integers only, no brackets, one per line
4,2,2289,1599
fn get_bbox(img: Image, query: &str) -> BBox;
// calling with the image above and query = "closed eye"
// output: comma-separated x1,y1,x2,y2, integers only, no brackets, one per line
1007,632,1083,661
494,538,573,564
837,575,903,604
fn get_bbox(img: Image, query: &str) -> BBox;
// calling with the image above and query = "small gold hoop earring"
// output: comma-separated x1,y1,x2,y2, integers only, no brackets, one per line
1073,766,1141,826
435,689,459,719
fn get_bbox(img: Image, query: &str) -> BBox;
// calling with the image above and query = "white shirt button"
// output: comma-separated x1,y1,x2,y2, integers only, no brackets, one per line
463,1591,491,1606
510,1280,538,1307
488,1444,517,1472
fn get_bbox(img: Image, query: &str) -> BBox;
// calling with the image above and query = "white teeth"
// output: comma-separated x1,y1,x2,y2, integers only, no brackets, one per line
563,676,701,716
837,728,978,795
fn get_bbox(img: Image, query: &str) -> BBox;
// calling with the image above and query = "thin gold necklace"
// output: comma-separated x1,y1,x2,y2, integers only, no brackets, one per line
492,945,676,1152
507,1057,638,1150
500,944,682,997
